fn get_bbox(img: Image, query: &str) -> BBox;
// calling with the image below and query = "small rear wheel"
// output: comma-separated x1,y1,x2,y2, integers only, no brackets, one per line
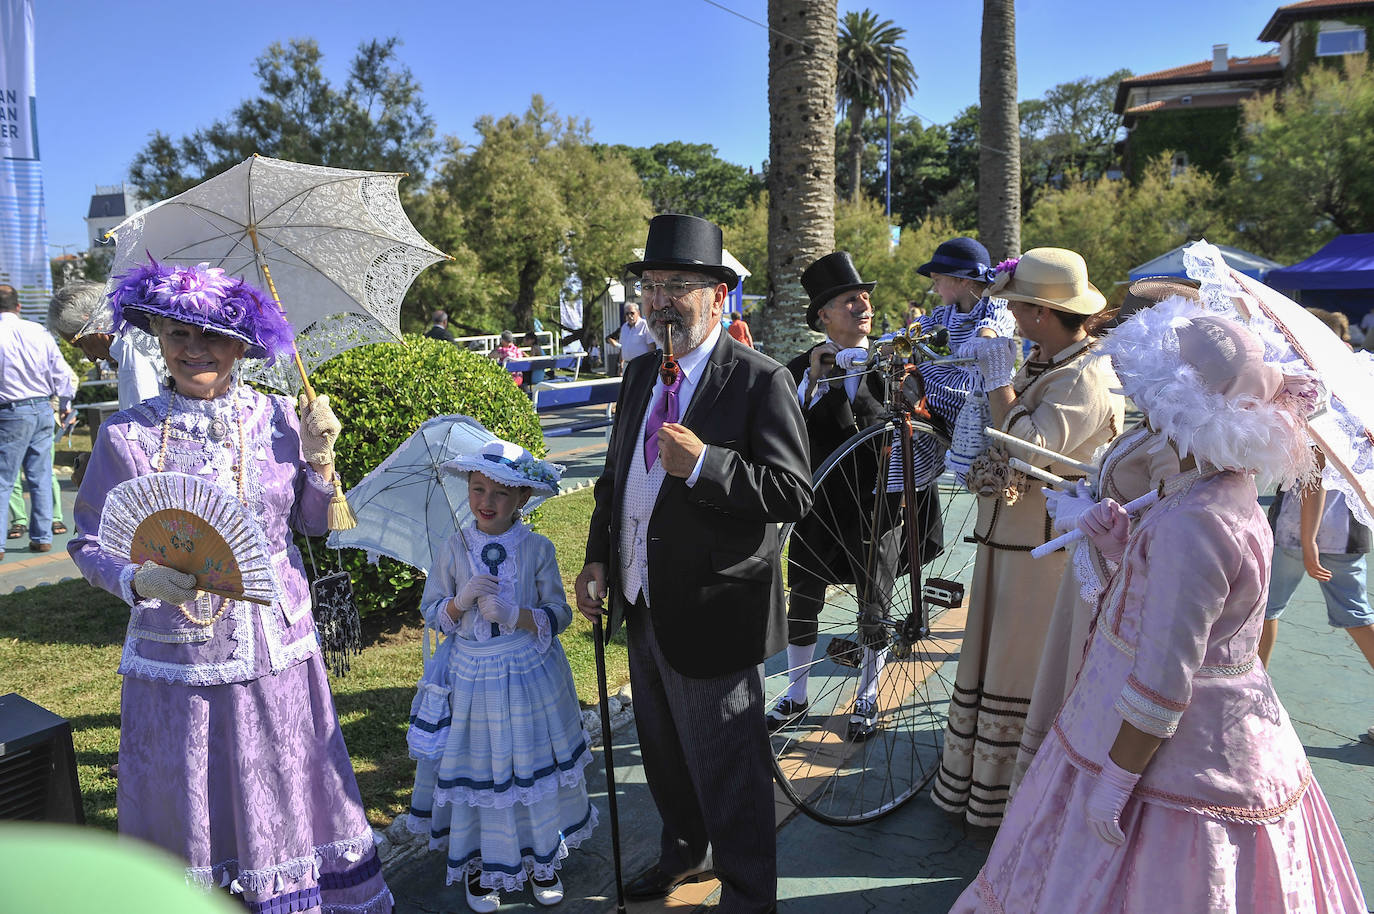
767,419,978,825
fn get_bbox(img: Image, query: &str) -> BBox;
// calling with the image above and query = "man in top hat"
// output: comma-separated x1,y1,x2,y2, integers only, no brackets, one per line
771,252,941,739
576,213,812,914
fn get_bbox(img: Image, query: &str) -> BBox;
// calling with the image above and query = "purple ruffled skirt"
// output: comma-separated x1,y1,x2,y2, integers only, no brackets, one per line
118,654,391,914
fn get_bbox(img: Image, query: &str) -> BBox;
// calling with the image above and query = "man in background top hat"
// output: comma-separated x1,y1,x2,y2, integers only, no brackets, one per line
772,253,942,739
576,213,812,914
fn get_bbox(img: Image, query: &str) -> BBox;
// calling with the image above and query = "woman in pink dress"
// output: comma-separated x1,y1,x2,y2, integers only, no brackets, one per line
952,297,1367,913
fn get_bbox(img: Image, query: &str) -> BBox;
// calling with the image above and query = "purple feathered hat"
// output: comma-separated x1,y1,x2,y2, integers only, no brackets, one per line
109,257,295,363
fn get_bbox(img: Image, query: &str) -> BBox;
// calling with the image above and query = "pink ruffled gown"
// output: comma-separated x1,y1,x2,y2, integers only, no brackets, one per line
952,467,1366,913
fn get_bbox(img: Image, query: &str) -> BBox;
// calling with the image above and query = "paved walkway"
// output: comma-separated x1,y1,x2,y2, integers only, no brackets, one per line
7,426,1369,913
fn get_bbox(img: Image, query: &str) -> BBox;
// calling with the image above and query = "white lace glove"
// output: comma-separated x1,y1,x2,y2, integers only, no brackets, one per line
132,561,198,605
834,347,870,370
965,336,1015,391
477,591,520,628
451,574,498,619
297,393,342,467
1078,498,1130,563
1084,757,1141,847
1045,480,1096,535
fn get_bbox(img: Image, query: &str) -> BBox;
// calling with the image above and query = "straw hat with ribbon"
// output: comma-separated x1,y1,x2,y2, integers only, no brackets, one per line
988,247,1106,315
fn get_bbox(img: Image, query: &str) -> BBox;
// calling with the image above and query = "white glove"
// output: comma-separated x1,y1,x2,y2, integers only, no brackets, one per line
453,574,499,615
1045,480,1096,535
297,393,342,467
1078,498,1130,563
133,561,198,605
965,336,1015,391
834,347,870,370
477,592,520,628
1083,757,1141,847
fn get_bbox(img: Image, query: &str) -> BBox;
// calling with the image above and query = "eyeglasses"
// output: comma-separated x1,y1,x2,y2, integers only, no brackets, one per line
639,280,715,300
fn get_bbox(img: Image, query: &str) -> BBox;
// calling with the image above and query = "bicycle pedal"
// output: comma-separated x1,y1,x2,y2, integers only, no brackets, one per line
825,637,862,668
923,578,964,609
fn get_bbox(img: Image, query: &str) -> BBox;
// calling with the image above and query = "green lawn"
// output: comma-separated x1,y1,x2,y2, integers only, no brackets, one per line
0,486,627,831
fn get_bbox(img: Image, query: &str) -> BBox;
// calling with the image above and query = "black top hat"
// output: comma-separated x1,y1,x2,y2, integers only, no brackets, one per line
802,252,876,331
625,214,739,290
916,237,992,280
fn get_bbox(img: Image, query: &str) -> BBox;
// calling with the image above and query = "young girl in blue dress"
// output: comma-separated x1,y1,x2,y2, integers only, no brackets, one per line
405,438,595,912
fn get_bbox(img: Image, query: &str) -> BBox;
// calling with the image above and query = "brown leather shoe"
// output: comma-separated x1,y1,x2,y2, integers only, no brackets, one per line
624,860,714,901
29,541,52,553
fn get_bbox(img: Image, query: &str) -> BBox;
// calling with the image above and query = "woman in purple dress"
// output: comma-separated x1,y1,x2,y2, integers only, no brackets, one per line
952,297,1365,913
69,261,392,914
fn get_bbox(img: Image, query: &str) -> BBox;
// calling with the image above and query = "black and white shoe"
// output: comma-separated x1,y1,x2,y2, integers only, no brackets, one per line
766,696,809,733
465,872,500,913
847,696,878,741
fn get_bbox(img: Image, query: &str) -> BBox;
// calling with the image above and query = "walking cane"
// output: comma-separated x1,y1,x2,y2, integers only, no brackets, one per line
590,584,628,914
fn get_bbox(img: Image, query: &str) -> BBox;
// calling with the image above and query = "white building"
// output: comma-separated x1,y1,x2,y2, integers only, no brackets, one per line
84,184,143,251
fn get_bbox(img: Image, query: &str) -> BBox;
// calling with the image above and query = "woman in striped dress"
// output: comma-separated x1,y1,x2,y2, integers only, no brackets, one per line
907,238,1015,486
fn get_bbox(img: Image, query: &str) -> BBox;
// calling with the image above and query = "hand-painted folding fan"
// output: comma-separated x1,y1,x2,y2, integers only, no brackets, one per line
99,472,277,606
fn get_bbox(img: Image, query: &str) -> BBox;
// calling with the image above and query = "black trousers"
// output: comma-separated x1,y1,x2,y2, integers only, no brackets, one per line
627,602,776,913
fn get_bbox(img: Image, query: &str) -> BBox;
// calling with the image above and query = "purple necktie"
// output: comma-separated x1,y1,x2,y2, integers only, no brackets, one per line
643,372,682,470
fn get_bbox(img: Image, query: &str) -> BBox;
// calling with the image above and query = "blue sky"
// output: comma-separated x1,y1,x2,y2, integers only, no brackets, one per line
35,0,1278,250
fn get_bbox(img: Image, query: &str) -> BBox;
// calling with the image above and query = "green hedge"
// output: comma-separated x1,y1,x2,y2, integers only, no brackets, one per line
303,335,544,618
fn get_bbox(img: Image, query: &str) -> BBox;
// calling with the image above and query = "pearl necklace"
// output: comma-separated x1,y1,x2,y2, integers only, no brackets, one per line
153,388,249,627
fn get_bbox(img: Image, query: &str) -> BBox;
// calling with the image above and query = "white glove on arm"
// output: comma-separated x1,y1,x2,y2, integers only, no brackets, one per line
967,337,1015,391
297,393,342,467
478,592,520,629
1046,480,1096,536
1078,498,1130,563
451,574,498,618
1084,757,1141,847
133,561,198,605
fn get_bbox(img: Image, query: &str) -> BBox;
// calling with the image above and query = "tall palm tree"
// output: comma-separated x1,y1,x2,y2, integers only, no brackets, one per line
759,0,838,359
836,10,917,204
979,0,1021,261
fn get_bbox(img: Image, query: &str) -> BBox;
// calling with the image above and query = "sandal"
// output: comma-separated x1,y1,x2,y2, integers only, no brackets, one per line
51,522,67,535
7,523,23,539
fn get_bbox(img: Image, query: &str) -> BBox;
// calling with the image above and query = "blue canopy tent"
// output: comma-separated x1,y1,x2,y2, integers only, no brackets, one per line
1128,243,1281,282
1265,234,1374,326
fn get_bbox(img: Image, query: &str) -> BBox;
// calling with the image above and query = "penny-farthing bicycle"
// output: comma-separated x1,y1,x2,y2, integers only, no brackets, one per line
767,327,981,825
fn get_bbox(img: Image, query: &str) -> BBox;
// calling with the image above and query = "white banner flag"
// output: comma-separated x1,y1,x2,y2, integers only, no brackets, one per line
0,0,49,318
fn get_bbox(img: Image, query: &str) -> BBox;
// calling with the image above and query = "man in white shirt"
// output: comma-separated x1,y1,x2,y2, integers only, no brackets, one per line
616,303,655,372
0,284,75,557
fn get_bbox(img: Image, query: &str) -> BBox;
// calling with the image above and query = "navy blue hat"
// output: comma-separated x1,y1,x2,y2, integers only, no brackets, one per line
625,214,739,290
801,252,875,331
917,237,992,281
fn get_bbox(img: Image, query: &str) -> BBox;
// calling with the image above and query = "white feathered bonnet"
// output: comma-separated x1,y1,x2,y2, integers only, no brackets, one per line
442,439,563,495
1099,295,1320,489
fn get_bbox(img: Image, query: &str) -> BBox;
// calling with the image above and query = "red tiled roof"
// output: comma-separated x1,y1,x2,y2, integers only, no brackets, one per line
1260,0,1374,41
1121,54,1282,84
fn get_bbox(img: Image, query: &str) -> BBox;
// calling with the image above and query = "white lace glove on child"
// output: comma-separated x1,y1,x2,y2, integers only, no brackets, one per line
1045,480,1096,536
1084,757,1141,847
963,336,1015,392
1078,498,1130,563
297,393,342,467
450,574,499,621
477,591,520,629
133,561,198,605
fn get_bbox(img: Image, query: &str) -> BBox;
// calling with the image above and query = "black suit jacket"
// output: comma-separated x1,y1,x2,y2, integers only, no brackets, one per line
785,344,886,473
586,332,813,678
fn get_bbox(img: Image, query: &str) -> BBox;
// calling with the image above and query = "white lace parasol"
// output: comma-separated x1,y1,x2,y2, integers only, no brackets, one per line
102,155,448,393
1183,240,1374,528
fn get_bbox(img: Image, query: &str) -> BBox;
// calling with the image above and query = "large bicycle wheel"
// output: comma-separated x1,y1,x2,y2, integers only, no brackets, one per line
767,419,979,825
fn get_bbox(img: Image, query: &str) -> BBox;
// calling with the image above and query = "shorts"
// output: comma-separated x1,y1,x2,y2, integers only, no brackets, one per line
1265,547,1374,628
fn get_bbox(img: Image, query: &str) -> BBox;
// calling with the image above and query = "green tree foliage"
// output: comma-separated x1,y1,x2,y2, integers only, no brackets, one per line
129,38,438,201
613,141,763,225
835,115,959,229
836,10,917,203
722,193,770,298
1228,56,1374,261
1024,155,1233,294
1019,70,1131,209
305,336,544,619
431,97,651,333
